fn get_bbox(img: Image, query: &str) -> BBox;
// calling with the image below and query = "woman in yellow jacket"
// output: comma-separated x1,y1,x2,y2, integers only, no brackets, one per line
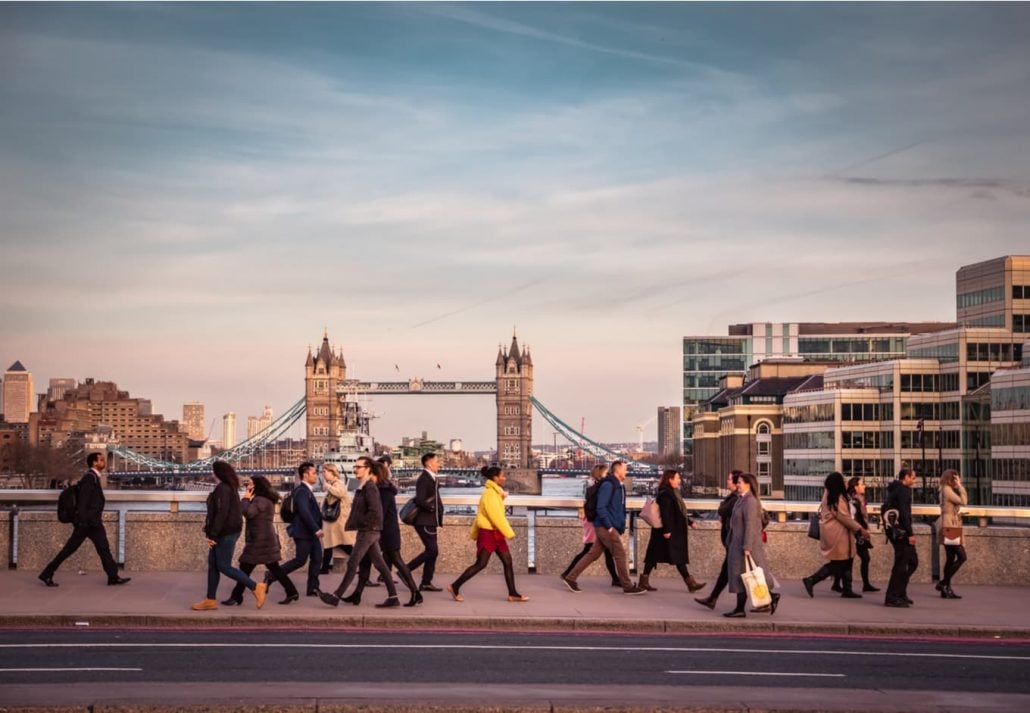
447,466,528,602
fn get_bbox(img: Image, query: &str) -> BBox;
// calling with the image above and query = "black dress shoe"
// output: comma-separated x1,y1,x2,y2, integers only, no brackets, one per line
770,592,781,615
862,584,880,592
220,597,243,606
802,577,815,598
830,583,843,593
278,593,300,605
404,591,424,607
38,573,58,587
694,597,716,610
419,583,443,592
341,591,362,606
723,609,746,618
375,597,400,608
306,589,320,596
903,596,914,605
318,590,341,607
884,599,910,608
363,579,381,587
841,591,863,599
108,577,131,586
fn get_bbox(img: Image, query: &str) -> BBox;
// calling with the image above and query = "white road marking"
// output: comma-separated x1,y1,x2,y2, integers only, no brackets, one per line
0,642,1026,662
668,671,845,678
0,667,142,672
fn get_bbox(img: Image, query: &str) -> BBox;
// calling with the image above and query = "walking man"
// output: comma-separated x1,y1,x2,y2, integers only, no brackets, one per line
884,468,919,608
695,469,741,609
39,452,130,587
405,452,443,591
276,461,323,596
561,460,646,595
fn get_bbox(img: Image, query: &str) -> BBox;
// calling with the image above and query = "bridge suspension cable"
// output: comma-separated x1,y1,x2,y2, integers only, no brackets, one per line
530,397,658,472
110,397,307,472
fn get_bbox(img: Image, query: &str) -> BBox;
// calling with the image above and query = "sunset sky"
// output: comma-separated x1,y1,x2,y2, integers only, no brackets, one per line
2,2,1029,449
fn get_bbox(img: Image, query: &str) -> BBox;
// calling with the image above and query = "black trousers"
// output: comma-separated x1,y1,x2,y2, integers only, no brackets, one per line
809,558,855,593
355,547,418,597
886,539,918,602
279,537,323,594
406,525,439,586
561,542,618,583
942,544,967,587
230,561,298,601
42,522,119,581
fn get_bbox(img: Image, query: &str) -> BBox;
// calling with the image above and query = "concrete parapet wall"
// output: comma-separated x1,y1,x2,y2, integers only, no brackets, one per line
0,510,9,569
16,512,119,572
9,511,1030,585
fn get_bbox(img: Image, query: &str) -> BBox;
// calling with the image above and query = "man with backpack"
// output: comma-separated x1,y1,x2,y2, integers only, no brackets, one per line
273,461,323,596
39,452,130,587
883,468,919,608
561,461,646,595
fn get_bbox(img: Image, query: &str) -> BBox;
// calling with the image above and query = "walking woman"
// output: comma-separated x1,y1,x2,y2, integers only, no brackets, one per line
320,462,355,574
224,475,300,606
937,469,968,599
318,456,405,608
638,469,706,593
802,472,869,599
837,476,878,593
559,464,619,586
448,466,528,602
724,472,779,617
192,461,267,610
347,458,423,607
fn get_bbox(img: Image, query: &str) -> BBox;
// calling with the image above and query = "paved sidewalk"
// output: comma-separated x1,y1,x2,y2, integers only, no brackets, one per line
2,570,1028,638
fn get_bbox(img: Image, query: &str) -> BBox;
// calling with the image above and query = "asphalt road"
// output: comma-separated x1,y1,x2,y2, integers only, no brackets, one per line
2,629,1030,694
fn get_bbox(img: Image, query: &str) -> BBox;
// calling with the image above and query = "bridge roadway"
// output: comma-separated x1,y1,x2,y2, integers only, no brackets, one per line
1,569,1030,711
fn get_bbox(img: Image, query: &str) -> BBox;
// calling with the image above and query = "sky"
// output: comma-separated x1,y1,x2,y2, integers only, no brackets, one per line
2,2,1029,451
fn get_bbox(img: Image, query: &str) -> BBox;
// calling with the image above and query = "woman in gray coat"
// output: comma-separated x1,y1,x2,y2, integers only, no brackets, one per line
225,475,299,606
724,472,780,617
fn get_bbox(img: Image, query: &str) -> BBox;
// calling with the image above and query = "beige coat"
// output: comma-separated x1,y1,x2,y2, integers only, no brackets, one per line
321,480,355,549
938,483,967,543
819,491,862,561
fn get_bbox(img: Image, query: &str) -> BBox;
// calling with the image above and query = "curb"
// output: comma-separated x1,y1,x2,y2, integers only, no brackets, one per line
1,614,1028,640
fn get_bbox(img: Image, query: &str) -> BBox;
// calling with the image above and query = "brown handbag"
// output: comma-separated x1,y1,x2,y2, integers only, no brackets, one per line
943,526,963,546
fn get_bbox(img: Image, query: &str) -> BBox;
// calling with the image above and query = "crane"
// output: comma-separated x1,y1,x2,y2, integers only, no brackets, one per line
635,414,657,452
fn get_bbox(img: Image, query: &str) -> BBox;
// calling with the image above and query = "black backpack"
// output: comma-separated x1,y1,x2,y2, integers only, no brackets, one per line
583,482,600,522
881,490,905,543
280,491,296,523
57,483,79,524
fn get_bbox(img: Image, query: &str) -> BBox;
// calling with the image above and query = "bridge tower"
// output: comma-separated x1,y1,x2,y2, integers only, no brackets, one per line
305,330,346,458
496,332,538,492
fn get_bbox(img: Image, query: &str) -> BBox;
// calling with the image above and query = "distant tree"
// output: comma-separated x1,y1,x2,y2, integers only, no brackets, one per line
8,441,80,489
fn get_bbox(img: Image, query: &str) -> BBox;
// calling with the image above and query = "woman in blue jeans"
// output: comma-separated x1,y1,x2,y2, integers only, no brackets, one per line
191,461,267,610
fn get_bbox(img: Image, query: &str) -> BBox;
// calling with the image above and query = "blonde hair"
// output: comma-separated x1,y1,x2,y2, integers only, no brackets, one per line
590,464,609,481
940,469,959,490
323,462,341,480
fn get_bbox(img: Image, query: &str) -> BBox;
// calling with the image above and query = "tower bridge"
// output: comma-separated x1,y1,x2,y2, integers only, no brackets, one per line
107,331,658,489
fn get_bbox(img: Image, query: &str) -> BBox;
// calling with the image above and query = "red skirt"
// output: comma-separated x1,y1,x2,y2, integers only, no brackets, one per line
476,528,509,555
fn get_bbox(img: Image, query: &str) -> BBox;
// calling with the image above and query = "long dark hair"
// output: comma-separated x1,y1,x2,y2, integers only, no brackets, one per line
374,457,392,485
824,471,847,511
481,465,502,482
739,472,760,504
250,475,279,504
846,476,863,497
212,460,239,489
658,469,680,491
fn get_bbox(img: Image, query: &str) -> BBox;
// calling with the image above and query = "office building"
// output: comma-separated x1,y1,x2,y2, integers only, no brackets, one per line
47,378,77,403
2,361,33,424
182,402,206,441
223,412,237,450
682,322,955,458
956,255,1030,332
991,347,1030,507
247,405,275,439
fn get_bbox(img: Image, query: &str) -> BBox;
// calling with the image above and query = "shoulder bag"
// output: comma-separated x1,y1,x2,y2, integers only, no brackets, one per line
942,526,963,546
741,553,772,609
640,497,663,528
807,510,821,540
398,498,419,526
321,494,341,523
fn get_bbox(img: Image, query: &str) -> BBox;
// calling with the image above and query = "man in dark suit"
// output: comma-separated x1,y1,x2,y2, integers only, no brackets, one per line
884,468,919,608
39,452,130,587
405,452,443,591
276,461,323,596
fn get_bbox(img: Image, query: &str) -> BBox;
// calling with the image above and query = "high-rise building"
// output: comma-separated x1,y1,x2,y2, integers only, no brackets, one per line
182,402,205,441
990,348,1030,507
682,322,956,459
223,412,237,450
247,405,274,439
656,406,682,460
47,378,77,403
2,362,33,424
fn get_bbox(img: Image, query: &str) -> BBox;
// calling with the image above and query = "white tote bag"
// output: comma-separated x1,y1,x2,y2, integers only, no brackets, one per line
741,553,772,609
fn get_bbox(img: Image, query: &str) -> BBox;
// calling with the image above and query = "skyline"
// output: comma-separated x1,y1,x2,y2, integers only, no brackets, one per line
2,3,1029,449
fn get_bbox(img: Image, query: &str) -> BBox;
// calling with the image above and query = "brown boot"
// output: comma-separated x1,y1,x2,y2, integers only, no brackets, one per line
638,574,657,592
190,598,218,611
683,572,706,593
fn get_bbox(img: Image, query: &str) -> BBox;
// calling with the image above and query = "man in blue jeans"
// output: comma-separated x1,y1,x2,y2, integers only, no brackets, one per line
561,460,646,595
275,461,324,596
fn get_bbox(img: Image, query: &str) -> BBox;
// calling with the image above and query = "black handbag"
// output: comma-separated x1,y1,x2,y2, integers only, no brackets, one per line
398,498,419,526
321,495,342,523
807,512,821,540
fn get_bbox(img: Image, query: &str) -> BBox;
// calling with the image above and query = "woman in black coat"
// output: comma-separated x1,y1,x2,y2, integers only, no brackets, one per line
348,458,423,607
224,475,300,606
638,469,705,593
